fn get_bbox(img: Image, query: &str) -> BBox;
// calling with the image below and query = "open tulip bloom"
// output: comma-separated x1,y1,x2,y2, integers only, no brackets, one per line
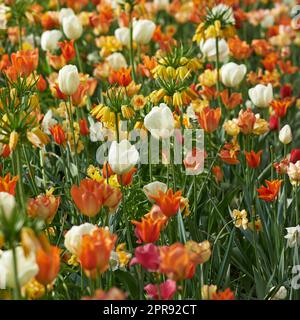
0,0,300,303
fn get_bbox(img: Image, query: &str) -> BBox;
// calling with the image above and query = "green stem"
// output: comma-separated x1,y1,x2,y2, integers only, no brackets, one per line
74,41,83,73
11,244,21,300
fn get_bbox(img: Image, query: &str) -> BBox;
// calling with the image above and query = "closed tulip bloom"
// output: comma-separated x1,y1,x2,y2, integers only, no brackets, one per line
279,124,292,144
144,103,175,139
27,193,60,223
197,107,221,133
287,161,300,186
59,8,75,24
115,27,130,46
244,150,263,168
64,223,97,256
290,149,300,164
41,30,62,52
133,20,156,44
200,38,229,62
248,83,273,108
160,243,195,281
63,15,83,40
108,140,139,175
78,227,117,276
0,247,38,288
130,243,160,272
106,52,127,70
58,64,80,95
0,192,16,221
220,62,247,88
35,245,60,285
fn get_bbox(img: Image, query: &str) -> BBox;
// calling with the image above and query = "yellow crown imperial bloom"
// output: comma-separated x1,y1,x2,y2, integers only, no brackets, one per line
173,91,183,108
205,25,218,39
176,66,190,81
9,131,19,151
109,175,120,188
27,127,51,148
193,22,205,42
187,58,203,71
166,66,176,79
121,105,135,120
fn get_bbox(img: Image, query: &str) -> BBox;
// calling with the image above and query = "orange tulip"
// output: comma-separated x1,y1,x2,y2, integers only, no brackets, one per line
58,40,76,63
237,108,256,134
219,90,242,110
244,150,263,169
109,67,132,87
212,288,235,300
79,227,117,277
197,107,221,133
49,124,66,145
102,161,114,179
132,216,165,243
212,165,224,183
71,179,104,217
219,143,240,165
271,99,292,118
149,189,182,218
159,243,195,281
9,48,39,78
0,173,19,195
36,245,60,286
71,178,122,216
257,179,282,202
117,167,137,186
27,194,60,223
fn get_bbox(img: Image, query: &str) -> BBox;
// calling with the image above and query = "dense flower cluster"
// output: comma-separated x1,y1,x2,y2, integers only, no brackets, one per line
0,0,299,301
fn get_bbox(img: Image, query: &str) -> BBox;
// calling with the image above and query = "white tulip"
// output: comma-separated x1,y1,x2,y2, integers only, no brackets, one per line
154,0,169,10
58,65,80,96
0,247,38,288
279,124,292,144
42,110,57,134
220,62,247,88
108,140,139,175
200,38,229,62
59,8,75,24
284,225,300,248
106,52,127,70
64,223,97,255
143,181,168,202
0,192,16,222
41,30,62,52
63,15,83,40
144,103,175,140
248,83,273,108
133,20,156,44
115,27,130,46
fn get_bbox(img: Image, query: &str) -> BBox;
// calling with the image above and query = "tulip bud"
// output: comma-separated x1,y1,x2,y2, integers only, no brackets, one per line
279,124,292,144
63,15,83,40
58,64,80,96
220,62,247,88
59,8,75,24
106,52,127,70
133,20,156,45
108,140,139,175
0,192,16,222
248,83,273,108
115,27,130,46
41,30,62,52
